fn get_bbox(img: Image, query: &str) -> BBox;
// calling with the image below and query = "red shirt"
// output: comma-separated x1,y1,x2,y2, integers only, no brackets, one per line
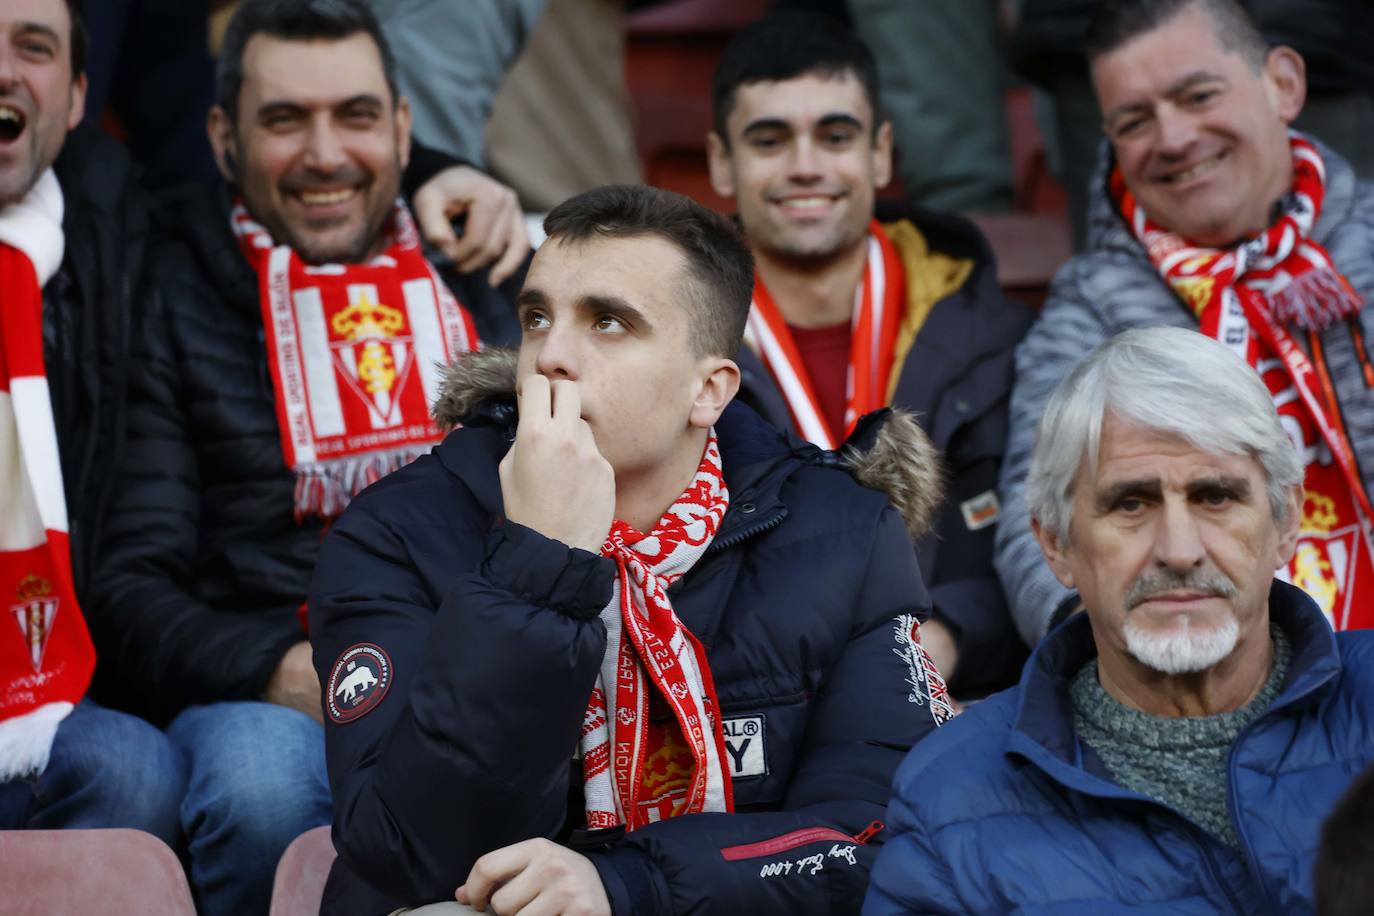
787,319,852,440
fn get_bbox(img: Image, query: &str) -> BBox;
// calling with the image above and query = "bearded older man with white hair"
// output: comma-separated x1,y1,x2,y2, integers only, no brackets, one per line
865,326,1374,914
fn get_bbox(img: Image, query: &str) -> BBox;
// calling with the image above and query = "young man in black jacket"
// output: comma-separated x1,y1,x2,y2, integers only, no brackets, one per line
705,14,1034,697
310,183,951,915
89,1,523,913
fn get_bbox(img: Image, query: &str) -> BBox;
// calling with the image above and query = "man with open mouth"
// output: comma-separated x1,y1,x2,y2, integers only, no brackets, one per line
85,1,524,914
998,0,1374,653
0,0,187,860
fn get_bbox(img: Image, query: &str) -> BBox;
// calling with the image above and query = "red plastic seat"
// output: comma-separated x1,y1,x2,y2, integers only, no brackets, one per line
269,826,336,916
0,828,196,916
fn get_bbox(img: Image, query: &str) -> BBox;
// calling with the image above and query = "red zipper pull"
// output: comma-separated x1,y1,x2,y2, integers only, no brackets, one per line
854,821,884,845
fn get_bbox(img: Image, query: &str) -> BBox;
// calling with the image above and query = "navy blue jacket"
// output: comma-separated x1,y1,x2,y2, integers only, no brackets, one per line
737,203,1032,697
865,581,1374,915
309,368,949,915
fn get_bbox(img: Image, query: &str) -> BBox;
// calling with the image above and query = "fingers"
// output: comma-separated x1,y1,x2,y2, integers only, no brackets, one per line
459,840,541,912
489,212,531,287
549,379,582,430
412,179,464,264
516,373,551,434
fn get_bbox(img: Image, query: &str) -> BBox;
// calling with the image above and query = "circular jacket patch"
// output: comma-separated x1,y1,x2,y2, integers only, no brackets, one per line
326,643,392,724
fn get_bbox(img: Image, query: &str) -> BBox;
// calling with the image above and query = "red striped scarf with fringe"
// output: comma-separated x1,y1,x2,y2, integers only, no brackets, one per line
233,199,479,520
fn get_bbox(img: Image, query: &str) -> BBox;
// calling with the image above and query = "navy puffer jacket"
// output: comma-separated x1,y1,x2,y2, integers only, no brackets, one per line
865,581,1374,915
309,349,950,915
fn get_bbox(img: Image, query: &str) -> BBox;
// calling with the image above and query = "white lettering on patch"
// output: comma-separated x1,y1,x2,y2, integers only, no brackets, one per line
892,615,957,726
722,715,767,779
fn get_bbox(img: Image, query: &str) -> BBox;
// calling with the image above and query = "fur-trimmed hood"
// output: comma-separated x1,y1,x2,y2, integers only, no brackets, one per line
432,349,944,539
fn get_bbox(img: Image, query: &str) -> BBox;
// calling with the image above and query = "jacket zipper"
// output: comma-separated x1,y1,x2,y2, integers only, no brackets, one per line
707,510,786,555
719,821,884,861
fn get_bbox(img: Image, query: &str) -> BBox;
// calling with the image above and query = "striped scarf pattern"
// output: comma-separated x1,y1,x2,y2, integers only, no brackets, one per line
581,432,734,830
0,169,95,779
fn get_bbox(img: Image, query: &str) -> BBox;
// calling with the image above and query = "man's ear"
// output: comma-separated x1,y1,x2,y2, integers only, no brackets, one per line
1274,482,1305,569
65,72,87,131
706,131,736,200
207,106,239,183
395,95,413,170
689,358,741,430
1031,516,1078,590
1264,46,1307,124
872,119,894,190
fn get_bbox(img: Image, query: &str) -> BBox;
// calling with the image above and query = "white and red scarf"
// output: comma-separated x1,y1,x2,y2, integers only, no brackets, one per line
1113,133,1374,630
744,219,905,449
581,433,735,830
0,169,95,780
232,200,479,521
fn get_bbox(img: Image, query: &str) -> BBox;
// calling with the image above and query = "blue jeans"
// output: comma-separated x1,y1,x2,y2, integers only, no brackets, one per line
0,699,186,849
168,701,331,916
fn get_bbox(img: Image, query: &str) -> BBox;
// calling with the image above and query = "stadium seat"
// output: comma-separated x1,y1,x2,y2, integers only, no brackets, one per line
269,826,335,916
0,828,195,916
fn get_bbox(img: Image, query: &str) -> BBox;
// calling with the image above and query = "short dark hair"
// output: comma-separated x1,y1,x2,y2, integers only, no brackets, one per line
215,0,399,122
711,11,882,143
1085,0,1268,70
1315,763,1374,916
61,0,86,75
542,185,755,359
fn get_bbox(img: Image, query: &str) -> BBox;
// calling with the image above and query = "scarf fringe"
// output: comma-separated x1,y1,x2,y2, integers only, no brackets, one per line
0,701,73,781
1270,268,1363,331
292,444,432,521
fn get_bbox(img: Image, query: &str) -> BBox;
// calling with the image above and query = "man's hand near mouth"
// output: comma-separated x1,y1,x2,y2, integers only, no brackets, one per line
500,374,615,553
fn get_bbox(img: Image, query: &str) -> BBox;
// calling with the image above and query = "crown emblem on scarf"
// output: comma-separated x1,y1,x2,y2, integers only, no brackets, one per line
14,574,52,601
1302,492,1340,536
331,291,405,396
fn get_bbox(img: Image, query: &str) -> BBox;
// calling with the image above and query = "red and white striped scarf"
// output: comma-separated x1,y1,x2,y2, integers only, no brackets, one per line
232,199,479,521
0,169,95,779
581,432,734,830
743,220,905,449
1113,133,1374,630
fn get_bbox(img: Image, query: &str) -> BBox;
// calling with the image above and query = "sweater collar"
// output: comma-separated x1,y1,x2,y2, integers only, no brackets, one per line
1007,580,1343,782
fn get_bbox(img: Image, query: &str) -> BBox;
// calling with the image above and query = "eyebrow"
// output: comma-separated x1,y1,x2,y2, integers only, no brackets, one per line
741,112,865,137
579,294,650,330
14,22,61,45
1102,71,1227,124
1093,478,1162,513
1186,475,1252,500
514,290,651,330
255,94,385,119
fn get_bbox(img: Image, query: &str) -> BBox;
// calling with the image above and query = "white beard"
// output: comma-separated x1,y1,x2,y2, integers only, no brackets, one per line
1123,614,1240,675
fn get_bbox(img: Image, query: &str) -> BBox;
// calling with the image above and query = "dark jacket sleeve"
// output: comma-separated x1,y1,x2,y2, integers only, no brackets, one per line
88,283,301,719
310,486,614,906
590,506,949,916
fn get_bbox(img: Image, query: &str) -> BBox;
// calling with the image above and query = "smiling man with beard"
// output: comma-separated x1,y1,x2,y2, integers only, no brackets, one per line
84,1,525,913
868,327,1374,913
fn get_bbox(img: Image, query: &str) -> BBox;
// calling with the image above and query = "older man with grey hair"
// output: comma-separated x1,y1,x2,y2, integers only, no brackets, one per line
865,327,1374,914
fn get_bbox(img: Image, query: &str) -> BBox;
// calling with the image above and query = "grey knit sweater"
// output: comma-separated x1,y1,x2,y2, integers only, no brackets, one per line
1069,628,1293,848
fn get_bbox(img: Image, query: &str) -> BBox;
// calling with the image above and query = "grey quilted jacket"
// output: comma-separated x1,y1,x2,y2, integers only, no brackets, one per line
995,135,1374,645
